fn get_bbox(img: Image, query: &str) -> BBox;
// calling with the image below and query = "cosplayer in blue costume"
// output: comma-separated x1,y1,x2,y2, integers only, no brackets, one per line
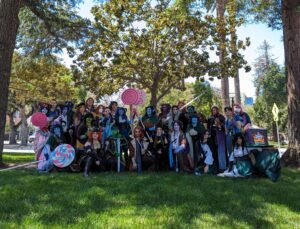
224,107,243,154
141,106,159,139
186,114,205,170
115,107,132,170
101,107,115,144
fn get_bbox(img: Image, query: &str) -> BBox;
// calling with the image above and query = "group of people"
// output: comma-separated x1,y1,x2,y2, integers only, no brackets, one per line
33,97,255,178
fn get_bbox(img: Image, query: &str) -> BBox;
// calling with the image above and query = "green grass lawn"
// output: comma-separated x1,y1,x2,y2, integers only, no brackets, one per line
3,153,35,164
0,155,299,228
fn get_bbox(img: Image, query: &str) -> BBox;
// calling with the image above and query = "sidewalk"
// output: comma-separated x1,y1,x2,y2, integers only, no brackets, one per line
3,141,34,153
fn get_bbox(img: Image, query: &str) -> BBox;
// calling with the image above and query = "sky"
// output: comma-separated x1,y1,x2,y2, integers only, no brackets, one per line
62,0,284,100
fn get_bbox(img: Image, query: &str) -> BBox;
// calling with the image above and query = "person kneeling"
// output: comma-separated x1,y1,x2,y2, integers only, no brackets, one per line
218,133,255,178
194,130,214,176
82,129,105,177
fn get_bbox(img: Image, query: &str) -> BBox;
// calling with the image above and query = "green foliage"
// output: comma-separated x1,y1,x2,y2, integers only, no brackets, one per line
253,64,287,132
74,0,250,105
0,167,299,228
249,0,282,30
9,53,78,111
193,80,222,117
17,0,90,57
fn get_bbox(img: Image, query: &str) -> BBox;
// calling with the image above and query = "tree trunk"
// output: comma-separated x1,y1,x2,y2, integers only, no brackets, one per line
281,0,300,167
217,0,230,108
234,71,241,104
8,112,17,144
19,107,29,146
0,0,22,164
150,83,158,109
272,122,278,142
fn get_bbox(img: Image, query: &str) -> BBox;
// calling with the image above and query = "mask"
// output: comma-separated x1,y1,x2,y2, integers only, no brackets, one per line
235,108,241,114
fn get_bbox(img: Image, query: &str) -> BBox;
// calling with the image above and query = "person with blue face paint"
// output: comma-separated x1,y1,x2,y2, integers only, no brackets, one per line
186,115,205,171
141,105,159,139
114,107,131,170
36,123,66,173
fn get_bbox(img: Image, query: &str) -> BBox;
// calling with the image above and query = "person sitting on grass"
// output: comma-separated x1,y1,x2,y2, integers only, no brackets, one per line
194,130,214,176
218,133,256,178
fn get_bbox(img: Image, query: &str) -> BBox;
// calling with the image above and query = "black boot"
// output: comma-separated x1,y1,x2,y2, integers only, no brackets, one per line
84,157,93,177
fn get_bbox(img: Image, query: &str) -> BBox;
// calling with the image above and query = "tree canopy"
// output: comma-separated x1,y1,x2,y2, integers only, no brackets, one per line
74,0,250,106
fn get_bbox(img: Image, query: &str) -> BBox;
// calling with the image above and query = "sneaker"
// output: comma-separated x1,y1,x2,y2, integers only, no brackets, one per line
195,172,202,176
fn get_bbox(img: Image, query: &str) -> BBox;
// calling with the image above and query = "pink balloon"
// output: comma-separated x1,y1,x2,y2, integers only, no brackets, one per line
31,112,48,128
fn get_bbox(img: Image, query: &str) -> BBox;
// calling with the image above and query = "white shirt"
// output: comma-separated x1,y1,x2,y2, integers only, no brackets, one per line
229,147,248,162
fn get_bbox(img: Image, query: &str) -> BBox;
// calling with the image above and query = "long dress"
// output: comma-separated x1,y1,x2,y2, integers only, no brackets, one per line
208,114,227,170
34,129,51,171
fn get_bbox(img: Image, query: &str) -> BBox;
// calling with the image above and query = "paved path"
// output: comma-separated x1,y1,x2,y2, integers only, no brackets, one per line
3,141,34,153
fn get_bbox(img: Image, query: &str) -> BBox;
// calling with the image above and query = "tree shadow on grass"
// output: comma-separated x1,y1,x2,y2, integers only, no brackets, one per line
0,169,299,228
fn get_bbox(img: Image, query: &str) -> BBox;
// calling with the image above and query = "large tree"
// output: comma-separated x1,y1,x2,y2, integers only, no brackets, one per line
75,0,250,107
250,0,300,166
0,0,88,164
75,0,215,106
282,0,300,166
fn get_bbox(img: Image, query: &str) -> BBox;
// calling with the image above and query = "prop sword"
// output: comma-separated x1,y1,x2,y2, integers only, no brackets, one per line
179,93,204,110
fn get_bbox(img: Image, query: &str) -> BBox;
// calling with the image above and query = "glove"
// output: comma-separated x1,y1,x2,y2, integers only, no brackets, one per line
189,129,198,136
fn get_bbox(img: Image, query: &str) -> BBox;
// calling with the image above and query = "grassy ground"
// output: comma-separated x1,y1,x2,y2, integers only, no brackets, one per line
0,155,299,229
2,153,35,164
